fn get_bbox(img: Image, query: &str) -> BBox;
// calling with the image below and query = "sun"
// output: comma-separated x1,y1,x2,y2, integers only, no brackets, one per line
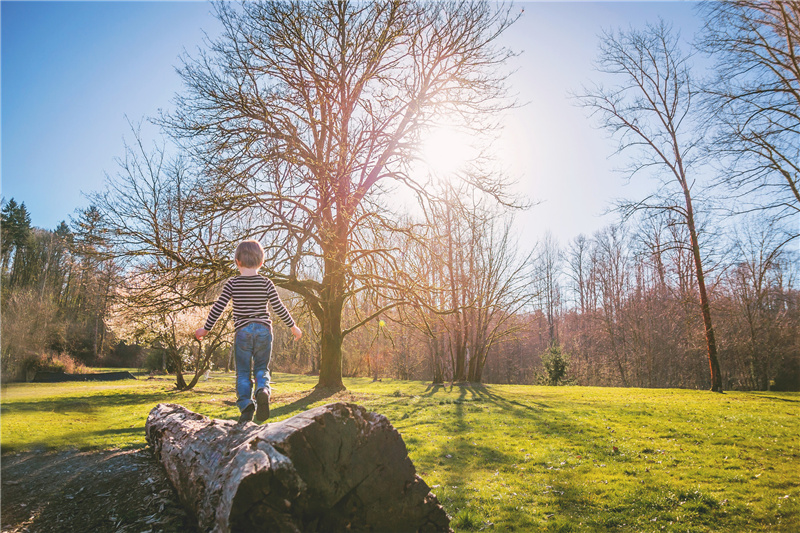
420,123,476,177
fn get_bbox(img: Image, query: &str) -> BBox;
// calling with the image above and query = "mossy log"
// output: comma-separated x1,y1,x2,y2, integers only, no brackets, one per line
145,402,450,533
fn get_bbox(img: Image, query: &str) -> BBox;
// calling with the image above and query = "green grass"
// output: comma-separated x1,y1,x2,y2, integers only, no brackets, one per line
2,373,799,531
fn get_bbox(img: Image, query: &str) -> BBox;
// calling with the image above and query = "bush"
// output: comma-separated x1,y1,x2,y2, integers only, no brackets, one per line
773,357,800,391
20,351,87,381
143,348,166,372
209,344,233,373
100,341,145,368
1,288,61,379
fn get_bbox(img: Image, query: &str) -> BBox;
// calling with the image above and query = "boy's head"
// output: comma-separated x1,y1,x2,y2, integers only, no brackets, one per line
235,240,264,269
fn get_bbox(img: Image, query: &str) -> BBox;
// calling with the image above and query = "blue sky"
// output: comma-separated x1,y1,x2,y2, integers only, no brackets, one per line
2,1,703,246
2,1,220,225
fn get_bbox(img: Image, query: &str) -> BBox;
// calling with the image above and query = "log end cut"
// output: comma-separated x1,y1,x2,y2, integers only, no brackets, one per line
145,402,451,533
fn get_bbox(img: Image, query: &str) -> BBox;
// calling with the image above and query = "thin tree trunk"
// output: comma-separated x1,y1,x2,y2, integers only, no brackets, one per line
172,350,188,390
684,194,723,392
226,344,234,373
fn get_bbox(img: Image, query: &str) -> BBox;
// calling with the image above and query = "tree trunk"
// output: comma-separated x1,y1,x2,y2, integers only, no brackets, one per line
473,346,488,383
316,221,348,390
226,344,234,373
175,371,188,390
445,205,468,383
430,334,444,384
145,402,451,533
170,349,188,390
684,200,724,393
317,300,345,390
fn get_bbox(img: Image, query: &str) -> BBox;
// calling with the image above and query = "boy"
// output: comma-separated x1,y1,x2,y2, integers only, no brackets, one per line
195,240,302,423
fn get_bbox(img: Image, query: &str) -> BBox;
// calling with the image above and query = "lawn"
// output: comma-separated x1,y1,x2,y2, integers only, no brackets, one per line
1,372,798,532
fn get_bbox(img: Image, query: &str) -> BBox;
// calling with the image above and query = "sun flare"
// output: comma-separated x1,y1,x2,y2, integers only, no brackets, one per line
420,123,476,177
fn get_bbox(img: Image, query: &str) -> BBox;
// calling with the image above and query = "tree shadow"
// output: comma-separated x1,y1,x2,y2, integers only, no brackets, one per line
0,384,236,415
465,382,553,411
1,427,144,455
422,383,445,397
408,382,599,529
743,392,800,403
268,388,339,418
421,382,551,412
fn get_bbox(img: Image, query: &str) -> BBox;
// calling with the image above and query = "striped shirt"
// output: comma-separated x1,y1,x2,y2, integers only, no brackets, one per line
203,275,295,332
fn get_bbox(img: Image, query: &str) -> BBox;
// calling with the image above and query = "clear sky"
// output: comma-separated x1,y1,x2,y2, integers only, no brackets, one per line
2,1,703,248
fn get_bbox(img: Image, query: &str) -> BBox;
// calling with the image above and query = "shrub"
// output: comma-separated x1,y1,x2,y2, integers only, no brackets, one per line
538,344,572,386
20,351,87,380
1,288,61,379
143,348,166,372
100,341,145,368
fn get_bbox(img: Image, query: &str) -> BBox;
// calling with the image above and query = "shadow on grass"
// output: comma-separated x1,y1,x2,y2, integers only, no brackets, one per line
0,385,225,414
412,382,598,530
269,388,340,419
1,427,145,455
422,383,445,397
744,392,800,403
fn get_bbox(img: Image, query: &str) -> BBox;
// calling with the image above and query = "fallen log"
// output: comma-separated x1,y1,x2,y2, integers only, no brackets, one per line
145,402,451,533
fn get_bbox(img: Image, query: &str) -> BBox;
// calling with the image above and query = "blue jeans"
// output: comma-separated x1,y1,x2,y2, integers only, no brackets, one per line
234,322,273,412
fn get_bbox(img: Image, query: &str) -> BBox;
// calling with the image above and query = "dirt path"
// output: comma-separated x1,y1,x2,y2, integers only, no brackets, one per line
1,447,196,533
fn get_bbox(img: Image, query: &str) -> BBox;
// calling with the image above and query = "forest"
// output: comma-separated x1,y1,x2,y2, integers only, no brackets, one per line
2,1,798,392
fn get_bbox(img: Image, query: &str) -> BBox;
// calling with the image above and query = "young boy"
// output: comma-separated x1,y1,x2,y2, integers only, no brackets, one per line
195,240,302,423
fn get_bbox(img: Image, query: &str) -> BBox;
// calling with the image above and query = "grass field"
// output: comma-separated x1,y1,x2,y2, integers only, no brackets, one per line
1,372,798,532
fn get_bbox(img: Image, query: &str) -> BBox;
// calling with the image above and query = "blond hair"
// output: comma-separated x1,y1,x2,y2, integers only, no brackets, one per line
235,240,264,269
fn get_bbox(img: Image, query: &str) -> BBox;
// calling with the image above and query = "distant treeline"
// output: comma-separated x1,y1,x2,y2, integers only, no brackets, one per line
2,196,797,390
1,200,122,380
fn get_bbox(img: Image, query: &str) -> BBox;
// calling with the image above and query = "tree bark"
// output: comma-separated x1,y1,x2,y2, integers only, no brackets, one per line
146,402,450,533
317,298,346,390
683,193,724,393
316,221,347,390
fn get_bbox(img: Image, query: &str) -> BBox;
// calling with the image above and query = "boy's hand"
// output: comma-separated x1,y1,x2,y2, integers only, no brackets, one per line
195,328,208,341
291,325,303,341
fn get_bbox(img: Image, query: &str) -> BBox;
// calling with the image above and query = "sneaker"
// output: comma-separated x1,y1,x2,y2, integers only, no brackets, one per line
256,388,270,422
238,403,255,423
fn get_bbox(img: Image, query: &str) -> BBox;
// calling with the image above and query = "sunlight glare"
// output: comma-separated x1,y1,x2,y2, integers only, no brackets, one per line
421,123,476,177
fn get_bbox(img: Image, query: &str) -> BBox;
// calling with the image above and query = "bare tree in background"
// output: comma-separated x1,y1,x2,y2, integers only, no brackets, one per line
532,232,561,345
160,1,519,390
576,20,724,392
563,234,594,382
699,2,800,238
400,177,532,384
721,219,796,390
565,234,592,316
593,224,633,387
94,128,238,390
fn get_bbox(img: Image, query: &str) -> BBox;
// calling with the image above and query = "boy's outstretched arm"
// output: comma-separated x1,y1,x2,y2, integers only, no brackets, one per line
197,281,233,340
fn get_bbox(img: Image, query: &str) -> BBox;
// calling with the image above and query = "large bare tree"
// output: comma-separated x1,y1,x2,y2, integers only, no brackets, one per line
699,1,799,237
576,20,724,392
161,1,518,389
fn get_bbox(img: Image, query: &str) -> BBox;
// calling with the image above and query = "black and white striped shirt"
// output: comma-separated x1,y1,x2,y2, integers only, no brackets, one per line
203,275,295,332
